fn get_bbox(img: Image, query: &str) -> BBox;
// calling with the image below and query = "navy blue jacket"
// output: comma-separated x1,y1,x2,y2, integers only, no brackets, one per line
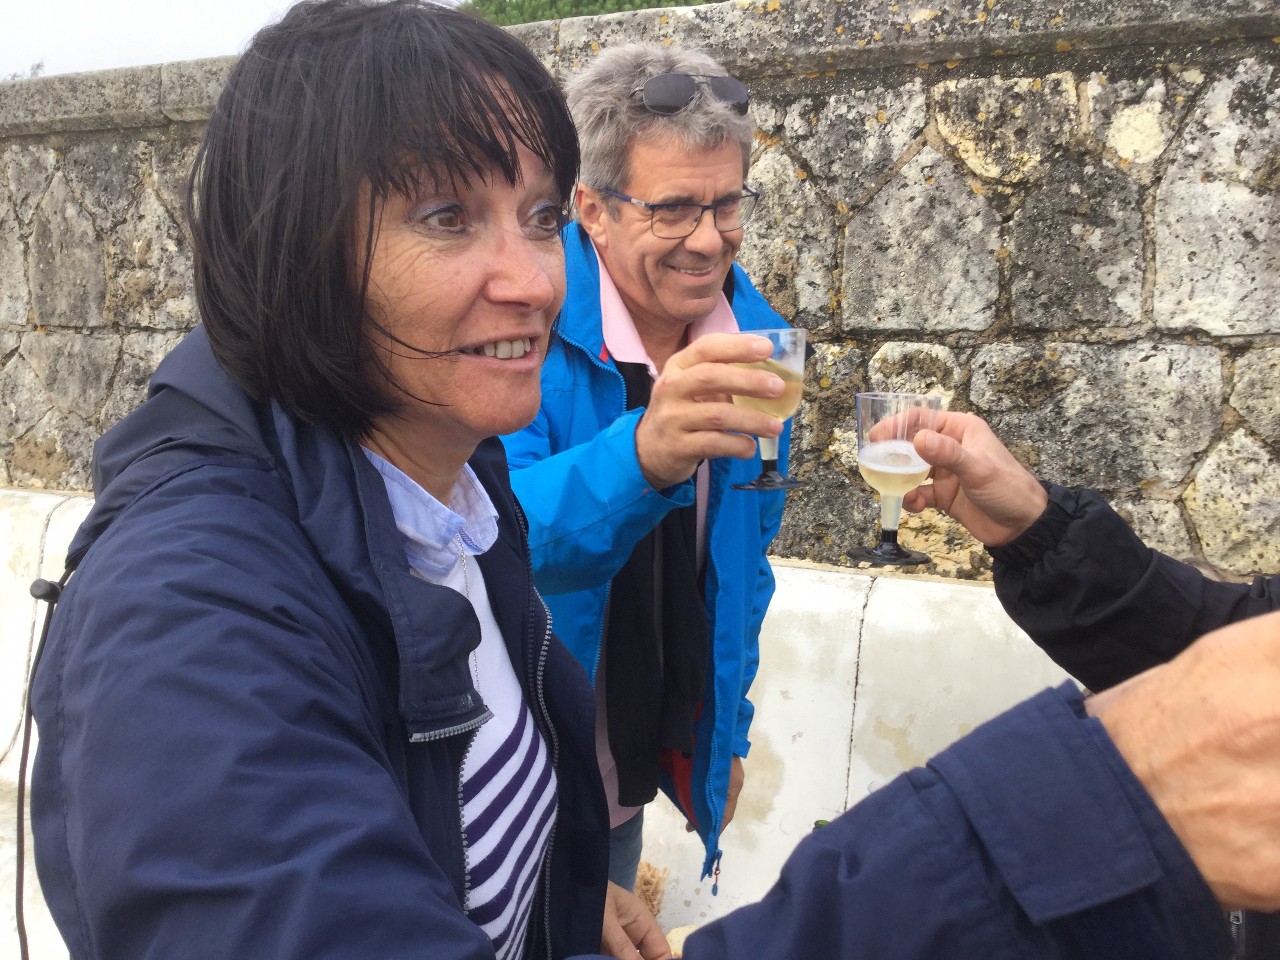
992,483,1280,692
31,327,609,960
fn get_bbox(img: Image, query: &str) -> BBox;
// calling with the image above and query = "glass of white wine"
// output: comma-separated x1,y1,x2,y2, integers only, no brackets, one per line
730,327,807,492
850,391,943,566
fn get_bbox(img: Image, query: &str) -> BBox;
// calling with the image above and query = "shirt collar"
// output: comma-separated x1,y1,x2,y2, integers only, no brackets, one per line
361,447,499,580
593,238,740,377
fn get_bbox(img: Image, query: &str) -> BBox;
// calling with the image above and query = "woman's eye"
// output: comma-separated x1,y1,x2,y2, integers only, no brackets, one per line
527,203,566,236
412,203,466,232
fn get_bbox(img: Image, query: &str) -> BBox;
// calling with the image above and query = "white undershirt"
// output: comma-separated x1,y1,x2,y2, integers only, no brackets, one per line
363,449,556,960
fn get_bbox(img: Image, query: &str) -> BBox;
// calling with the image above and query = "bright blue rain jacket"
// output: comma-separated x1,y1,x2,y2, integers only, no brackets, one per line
501,223,790,879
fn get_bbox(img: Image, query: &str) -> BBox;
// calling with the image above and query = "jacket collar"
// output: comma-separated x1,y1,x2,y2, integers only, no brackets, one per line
79,326,521,741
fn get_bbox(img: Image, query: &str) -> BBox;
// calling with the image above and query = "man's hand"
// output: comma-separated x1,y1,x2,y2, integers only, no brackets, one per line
901,411,1049,547
601,881,673,960
1089,610,1280,910
634,333,787,490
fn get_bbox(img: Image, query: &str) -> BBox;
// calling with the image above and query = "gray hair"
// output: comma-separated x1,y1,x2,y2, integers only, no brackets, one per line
565,43,754,192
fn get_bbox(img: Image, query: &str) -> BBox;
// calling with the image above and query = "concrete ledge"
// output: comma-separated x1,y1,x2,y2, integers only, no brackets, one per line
0,487,1070,950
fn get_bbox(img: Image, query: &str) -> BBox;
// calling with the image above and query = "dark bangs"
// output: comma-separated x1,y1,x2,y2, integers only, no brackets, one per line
185,0,579,438
367,12,578,206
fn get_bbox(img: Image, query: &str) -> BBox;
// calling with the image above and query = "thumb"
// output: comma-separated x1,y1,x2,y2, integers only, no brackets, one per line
914,428,961,470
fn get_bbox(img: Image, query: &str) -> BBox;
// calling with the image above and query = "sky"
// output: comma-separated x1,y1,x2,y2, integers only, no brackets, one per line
1,0,297,79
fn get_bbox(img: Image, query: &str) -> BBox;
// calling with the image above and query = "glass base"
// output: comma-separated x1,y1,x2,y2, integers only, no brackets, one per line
733,469,807,492
849,537,931,567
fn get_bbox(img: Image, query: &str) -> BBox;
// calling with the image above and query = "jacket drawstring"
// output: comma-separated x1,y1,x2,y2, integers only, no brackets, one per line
17,573,69,960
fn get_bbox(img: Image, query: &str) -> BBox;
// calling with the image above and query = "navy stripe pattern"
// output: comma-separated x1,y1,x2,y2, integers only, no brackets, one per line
462,698,557,959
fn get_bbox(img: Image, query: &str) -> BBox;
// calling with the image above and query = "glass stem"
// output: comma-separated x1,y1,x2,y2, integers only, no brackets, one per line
758,433,779,466
879,495,903,533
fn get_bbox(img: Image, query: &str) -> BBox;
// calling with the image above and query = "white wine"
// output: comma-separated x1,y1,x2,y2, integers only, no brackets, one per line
858,439,930,497
732,358,804,420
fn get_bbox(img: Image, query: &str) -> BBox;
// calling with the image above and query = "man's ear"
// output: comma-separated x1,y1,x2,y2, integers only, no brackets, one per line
575,183,610,248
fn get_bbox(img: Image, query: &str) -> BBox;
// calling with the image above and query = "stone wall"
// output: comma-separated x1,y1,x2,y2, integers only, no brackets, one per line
1,0,1277,579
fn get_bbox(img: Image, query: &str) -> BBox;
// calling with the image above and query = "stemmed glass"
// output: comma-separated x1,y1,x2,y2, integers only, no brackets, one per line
849,392,943,566
730,328,807,492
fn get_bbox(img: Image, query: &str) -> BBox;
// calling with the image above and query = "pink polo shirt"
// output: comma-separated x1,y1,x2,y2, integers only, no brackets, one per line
589,239,740,831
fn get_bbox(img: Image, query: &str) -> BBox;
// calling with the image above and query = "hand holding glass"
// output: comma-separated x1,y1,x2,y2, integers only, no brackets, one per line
851,392,943,566
731,328,806,492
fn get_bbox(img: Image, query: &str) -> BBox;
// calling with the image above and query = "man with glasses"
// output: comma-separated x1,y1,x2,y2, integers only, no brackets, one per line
501,43,790,918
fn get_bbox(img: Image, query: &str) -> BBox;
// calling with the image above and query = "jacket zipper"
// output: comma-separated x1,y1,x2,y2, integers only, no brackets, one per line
407,713,489,744
515,498,562,960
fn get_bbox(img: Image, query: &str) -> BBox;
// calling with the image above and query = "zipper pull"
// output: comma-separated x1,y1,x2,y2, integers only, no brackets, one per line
711,850,723,896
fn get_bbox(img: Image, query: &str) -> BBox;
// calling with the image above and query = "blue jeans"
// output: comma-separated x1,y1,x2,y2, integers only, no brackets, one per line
607,807,645,891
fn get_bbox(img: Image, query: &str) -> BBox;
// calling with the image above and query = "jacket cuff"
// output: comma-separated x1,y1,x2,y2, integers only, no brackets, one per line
930,682,1223,940
987,482,1077,570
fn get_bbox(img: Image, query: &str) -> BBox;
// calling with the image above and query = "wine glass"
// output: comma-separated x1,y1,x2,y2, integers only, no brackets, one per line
731,328,807,492
849,392,943,566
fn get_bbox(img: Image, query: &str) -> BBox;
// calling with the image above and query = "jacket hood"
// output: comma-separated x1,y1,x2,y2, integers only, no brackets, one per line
69,326,274,567
65,325,517,740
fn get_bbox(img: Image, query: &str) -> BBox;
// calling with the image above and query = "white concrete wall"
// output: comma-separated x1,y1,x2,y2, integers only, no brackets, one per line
0,488,1071,956
642,561,1070,930
2,490,90,960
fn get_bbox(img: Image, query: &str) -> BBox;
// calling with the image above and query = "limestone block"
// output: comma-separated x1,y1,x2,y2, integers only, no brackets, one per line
160,56,236,124
780,81,927,201
1112,495,1193,560
2,145,57,227
61,139,149,229
807,340,866,475
867,341,959,406
1184,430,1280,574
108,189,196,331
843,146,1000,332
1009,153,1143,330
556,9,712,75
152,135,202,222
0,194,28,331
8,409,96,492
0,352,50,441
1155,59,1280,335
29,173,106,330
1231,348,1280,443
971,341,1220,490
737,146,838,331
933,73,1079,184
1082,71,1196,173
0,65,163,137
772,342,874,564
20,331,117,422
98,331,187,431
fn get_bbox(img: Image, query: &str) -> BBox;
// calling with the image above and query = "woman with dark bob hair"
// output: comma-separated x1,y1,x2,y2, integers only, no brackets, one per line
28,1,666,957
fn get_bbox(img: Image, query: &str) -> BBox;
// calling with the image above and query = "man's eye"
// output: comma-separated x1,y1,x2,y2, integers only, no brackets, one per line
652,203,694,221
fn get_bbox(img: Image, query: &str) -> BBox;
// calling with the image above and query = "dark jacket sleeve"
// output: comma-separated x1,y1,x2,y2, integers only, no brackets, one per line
32,490,495,960
990,484,1280,691
670,684,1228,960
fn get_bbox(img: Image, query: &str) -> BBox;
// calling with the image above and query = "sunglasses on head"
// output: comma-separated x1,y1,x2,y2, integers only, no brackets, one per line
633,72,751,116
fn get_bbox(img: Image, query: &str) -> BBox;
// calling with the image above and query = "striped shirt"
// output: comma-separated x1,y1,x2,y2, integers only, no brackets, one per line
364,449,557,959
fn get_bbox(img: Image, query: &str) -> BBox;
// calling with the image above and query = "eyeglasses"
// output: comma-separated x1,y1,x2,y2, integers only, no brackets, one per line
597,185,761,239
632,73,751,116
